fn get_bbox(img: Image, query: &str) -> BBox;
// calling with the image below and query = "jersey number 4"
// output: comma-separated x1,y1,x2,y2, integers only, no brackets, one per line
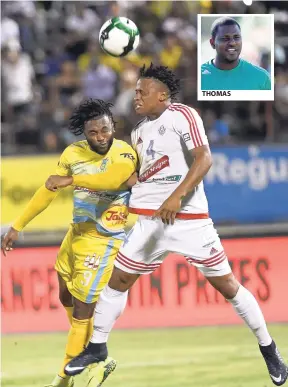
146,140,155,160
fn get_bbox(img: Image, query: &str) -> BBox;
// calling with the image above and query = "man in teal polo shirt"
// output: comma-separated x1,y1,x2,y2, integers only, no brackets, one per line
201,17,271,91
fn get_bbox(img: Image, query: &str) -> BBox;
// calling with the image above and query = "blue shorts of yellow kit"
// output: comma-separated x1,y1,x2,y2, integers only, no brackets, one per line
55,223,122,303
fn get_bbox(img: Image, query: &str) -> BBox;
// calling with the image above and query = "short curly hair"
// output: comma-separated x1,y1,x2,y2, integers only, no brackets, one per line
69,99,115,136
139,62,180,101
211,17,241,40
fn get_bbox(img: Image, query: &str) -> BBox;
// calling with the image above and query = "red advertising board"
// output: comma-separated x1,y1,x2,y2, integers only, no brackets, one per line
1,237,288,334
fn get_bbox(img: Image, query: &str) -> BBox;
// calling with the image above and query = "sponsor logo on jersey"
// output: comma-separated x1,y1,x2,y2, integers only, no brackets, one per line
202,69,211,75
145,175,182,183
137,137,143,145
158,125,166,135
183,133,191,142
120,152,135,160
138,155,170,182
74,188,119,201
101,204,128,231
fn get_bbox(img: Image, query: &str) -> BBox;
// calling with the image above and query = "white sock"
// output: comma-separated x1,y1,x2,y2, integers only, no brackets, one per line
227,285,272,346
91,285,128,343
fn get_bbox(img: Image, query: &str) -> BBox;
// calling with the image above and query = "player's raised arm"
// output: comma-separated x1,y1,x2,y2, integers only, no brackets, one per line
45,149,137,191
73,150,137,190
1,149,71,256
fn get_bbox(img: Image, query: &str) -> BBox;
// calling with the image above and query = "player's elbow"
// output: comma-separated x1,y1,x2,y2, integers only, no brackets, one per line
109,178,127,191
199,147,213,173
205,150,213,171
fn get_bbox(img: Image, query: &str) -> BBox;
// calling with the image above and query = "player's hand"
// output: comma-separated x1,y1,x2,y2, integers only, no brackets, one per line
45,175,73,191
154,193,182,225
1,227,19,256
125,172,138,189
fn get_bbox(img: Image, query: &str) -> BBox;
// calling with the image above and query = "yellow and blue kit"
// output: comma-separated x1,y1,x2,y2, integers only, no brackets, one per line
13,139,137,303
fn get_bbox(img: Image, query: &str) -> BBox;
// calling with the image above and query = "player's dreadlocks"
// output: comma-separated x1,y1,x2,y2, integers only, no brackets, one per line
69,99,115,136
139,63,180,101
211,17,241,40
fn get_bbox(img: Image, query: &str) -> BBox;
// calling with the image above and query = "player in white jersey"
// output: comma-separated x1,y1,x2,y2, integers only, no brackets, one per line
65,64,287,386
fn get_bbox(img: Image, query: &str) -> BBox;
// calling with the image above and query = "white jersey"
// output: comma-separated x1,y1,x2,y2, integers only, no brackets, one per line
129,103,210,218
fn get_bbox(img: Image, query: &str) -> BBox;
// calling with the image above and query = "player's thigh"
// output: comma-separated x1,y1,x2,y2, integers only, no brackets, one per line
115,216,169,275
55,226,74,289
168,219,231,277
71,234,122,304
57,273,73,307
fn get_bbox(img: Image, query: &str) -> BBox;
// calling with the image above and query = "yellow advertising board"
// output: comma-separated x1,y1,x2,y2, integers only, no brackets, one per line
1,155,73,231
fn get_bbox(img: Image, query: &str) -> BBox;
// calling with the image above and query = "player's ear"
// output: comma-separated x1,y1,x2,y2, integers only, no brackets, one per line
210,38,215,49
159,92,168,102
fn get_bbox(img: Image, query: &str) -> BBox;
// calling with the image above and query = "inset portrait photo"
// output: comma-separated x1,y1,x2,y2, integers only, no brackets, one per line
198,14,274,101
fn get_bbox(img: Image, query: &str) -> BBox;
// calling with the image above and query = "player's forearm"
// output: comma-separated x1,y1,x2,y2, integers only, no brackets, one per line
72,163,135,191
173,150,212,198
13,185,59,231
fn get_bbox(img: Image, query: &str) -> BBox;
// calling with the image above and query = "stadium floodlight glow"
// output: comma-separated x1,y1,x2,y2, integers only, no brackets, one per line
243,0,253,5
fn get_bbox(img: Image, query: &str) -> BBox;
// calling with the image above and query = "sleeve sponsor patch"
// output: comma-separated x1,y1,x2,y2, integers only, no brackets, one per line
183,133,191,142
120,153,136,160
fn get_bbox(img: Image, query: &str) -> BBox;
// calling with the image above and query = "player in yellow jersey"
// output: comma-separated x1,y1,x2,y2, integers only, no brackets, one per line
1,99,137,387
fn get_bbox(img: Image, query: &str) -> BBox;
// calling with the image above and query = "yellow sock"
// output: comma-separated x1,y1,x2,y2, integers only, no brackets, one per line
59,317,90,378
86,318,94,345
64,306,73,325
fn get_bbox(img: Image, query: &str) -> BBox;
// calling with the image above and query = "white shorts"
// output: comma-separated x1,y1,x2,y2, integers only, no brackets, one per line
115,216,231,277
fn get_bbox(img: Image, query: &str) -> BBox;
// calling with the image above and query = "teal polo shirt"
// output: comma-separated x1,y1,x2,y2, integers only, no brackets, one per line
201,58,271,90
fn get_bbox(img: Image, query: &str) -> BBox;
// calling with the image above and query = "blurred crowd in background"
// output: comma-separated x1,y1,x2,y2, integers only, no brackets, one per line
1,0,288,155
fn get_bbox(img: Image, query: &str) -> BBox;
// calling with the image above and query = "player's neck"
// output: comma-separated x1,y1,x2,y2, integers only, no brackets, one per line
147,103,170,121
214,57,240,70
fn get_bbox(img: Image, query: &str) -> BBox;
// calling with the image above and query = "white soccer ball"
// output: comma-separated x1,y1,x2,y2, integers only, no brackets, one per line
99,17,140,57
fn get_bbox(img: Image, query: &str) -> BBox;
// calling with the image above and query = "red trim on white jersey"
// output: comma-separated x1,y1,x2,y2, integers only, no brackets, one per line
168,103,203,148
116,252,160,272
129,207,209,219
186,251,227,267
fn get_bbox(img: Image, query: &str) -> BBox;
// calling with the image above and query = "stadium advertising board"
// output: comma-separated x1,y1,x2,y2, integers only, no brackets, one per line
2,146,287,231
1,155,73,231
204,145,288,223
2,237,287,334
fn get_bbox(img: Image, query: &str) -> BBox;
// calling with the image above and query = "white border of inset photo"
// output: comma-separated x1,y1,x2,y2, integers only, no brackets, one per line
197,14,274,101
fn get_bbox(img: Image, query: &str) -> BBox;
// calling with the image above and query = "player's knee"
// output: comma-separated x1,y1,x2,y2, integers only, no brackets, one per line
220,276,239,299
208,273,240,299
73,298,96,320
109,267,139,292
59,289,73,307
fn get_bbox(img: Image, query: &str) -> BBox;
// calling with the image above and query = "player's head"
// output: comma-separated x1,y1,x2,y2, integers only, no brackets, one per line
135,63,180,117
69,99,115,154
210,17,242,64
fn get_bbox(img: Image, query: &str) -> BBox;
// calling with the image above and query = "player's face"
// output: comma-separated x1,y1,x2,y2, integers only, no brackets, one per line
134,78,167,116
213,24,242,63
84,116,114,155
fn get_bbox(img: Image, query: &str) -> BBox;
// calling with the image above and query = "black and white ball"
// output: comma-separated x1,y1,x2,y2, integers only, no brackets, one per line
99,17,140,57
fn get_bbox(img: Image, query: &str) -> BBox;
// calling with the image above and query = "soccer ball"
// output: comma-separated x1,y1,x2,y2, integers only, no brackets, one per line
99,17,140,57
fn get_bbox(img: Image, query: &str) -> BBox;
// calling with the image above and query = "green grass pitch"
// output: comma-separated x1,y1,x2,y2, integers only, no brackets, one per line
2,324,288,387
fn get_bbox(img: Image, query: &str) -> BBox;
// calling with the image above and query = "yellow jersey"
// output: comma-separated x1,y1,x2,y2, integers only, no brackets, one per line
56,139,137,240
